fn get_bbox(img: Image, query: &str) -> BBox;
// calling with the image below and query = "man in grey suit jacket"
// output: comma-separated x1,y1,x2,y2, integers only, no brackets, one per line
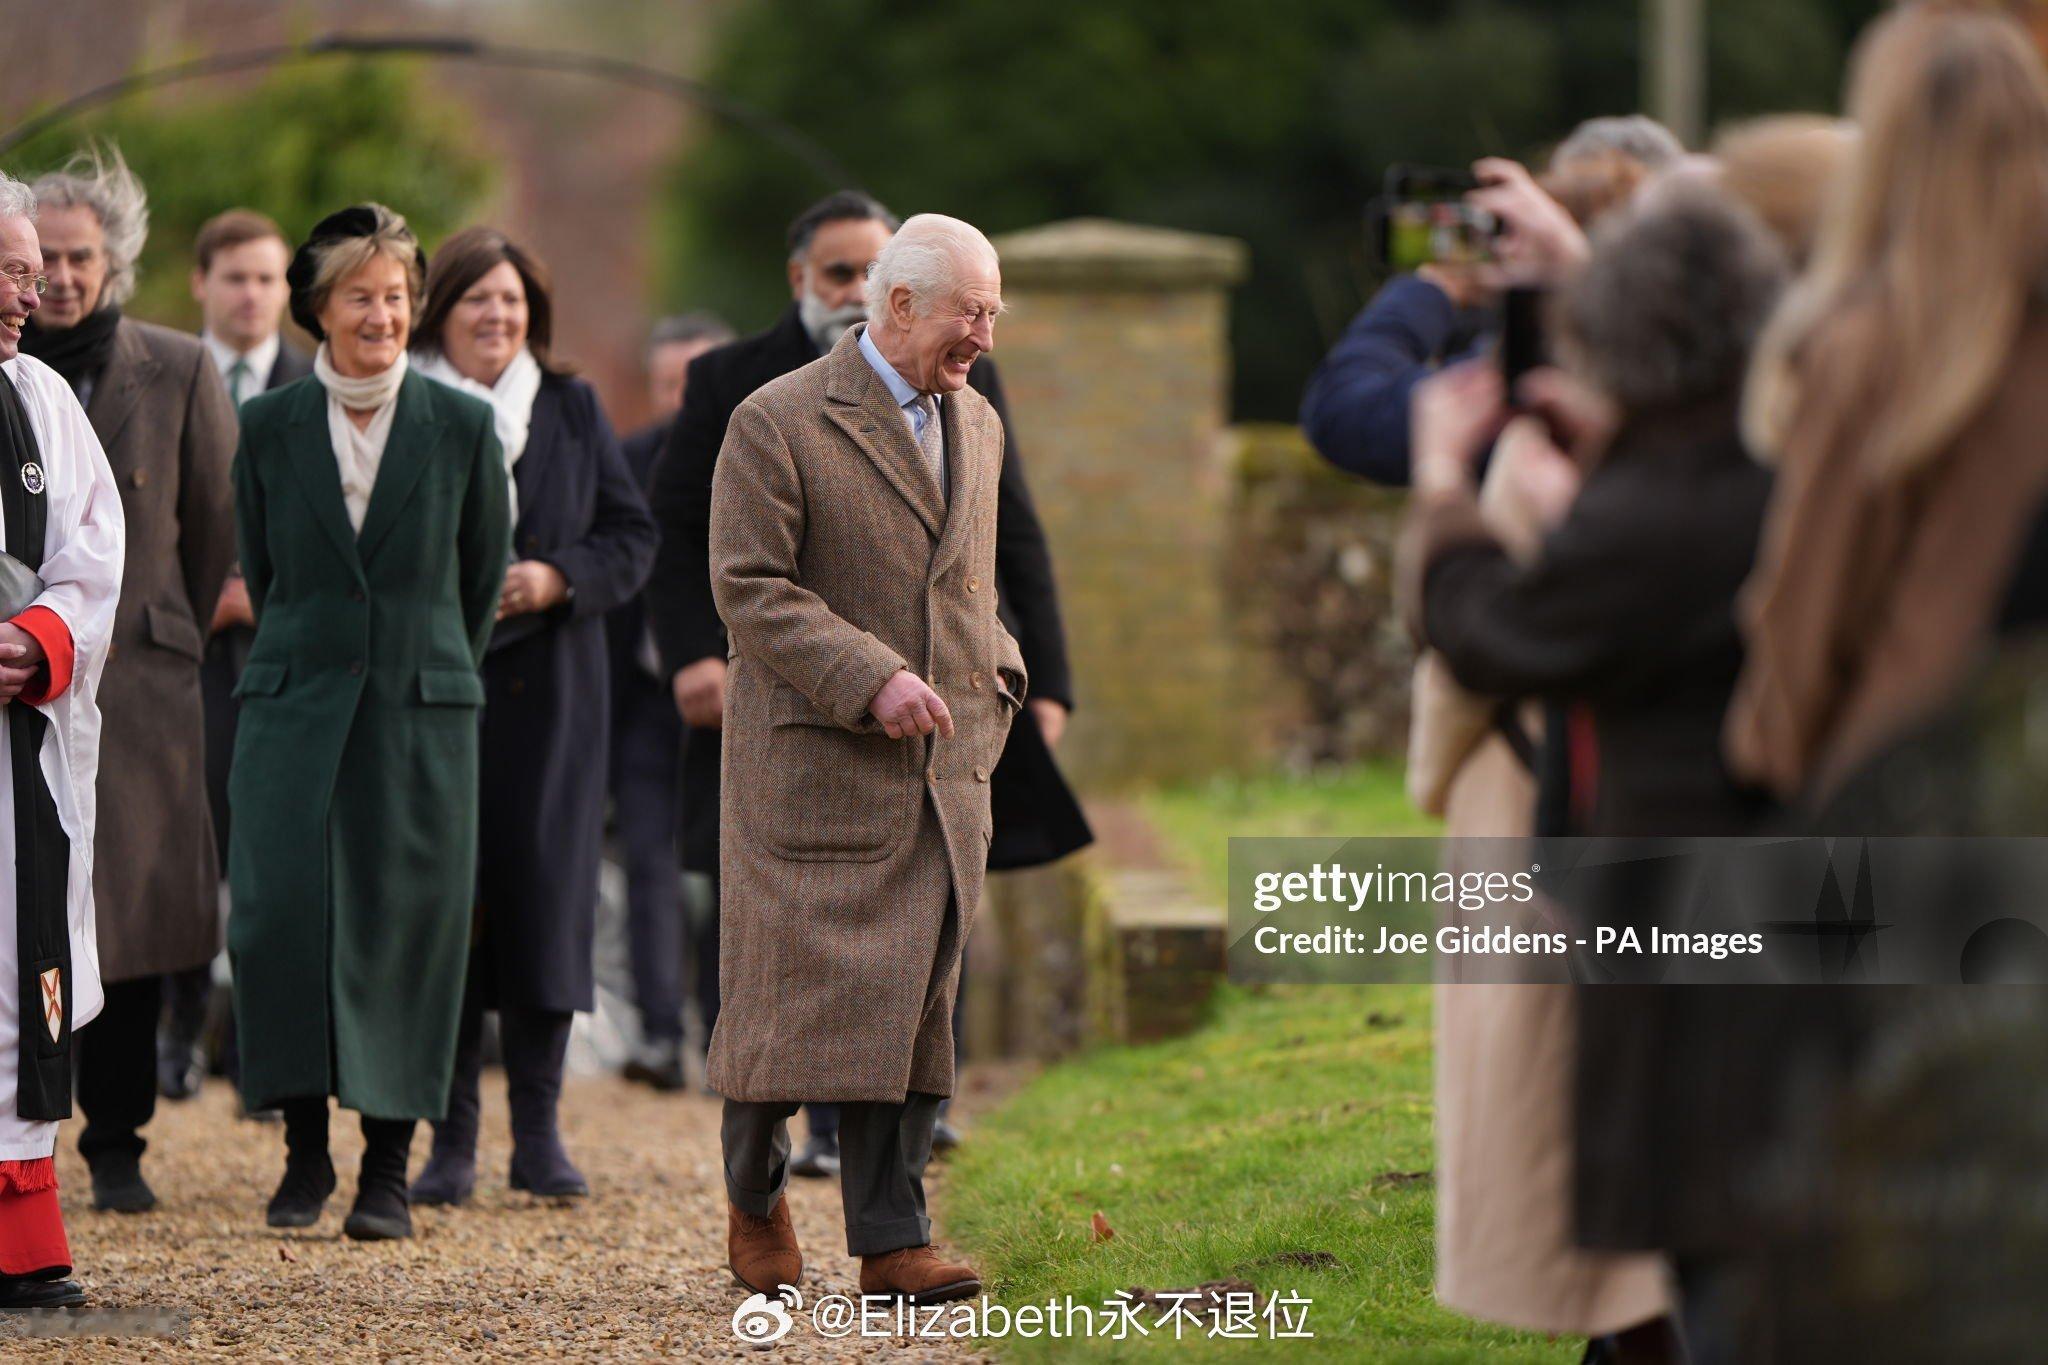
20,149,237,1215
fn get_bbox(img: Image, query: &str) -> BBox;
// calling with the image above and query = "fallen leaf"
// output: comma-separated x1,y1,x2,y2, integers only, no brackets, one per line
1090,1210,1116,1242
278,1245,296,1263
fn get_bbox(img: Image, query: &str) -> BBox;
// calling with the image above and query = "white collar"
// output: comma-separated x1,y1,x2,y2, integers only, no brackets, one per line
201,329,281,387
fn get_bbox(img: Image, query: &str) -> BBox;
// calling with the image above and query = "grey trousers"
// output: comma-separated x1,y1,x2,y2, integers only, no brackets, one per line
723,1093,942,1256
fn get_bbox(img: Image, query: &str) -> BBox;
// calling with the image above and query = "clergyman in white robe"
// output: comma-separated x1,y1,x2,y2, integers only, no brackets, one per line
0,352,122,1166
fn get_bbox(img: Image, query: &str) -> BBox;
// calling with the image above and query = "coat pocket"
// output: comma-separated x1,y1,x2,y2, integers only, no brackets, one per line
758,684,917,861
145,603,205,662
233,659,287,699
418,667,486,706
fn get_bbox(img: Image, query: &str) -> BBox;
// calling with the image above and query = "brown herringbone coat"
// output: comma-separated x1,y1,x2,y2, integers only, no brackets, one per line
90,318,238,982
706,326,1024,1103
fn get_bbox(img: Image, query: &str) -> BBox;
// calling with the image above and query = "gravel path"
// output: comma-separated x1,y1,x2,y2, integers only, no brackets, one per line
9,1070,1008,1361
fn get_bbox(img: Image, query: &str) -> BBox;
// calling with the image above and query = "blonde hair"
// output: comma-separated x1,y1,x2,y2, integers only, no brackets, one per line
1712,115,1856,267
1743,5,2048,480
304,204,423,325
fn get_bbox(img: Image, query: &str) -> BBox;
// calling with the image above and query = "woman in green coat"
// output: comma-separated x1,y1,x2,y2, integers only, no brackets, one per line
227,204,511,1241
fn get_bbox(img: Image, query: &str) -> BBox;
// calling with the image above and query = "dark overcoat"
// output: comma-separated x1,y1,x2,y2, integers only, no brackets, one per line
88,318,239,981
646,304,1087,875
475,374,657,1012
204,338,313,857
706,328,1023,1103
1403,396,1780,1253
227,372,511,1118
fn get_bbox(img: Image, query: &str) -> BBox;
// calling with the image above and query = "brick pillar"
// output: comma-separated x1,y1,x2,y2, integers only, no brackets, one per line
990,218,1251,791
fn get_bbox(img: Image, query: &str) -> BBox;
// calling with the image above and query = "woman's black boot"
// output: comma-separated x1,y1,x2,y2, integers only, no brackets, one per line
265,1097,335,1229
412,978,484,1207
344,1117,416,1241
504,1008,588,1198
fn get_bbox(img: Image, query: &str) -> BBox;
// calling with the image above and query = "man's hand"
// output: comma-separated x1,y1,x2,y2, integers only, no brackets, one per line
0,622,47,704
498,560,569,621
1416,262,1495,312
870,669,954,740
211,576,254,636
1469,158,1590,285
1029,698,1068,749
673,657,727,729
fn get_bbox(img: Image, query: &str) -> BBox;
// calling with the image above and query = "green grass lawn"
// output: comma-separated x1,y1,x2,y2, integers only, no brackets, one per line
943,765,1576,1362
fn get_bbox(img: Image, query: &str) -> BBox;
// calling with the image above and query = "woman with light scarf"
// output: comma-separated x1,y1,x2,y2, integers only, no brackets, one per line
227,204,511,1242
406,228,656,1209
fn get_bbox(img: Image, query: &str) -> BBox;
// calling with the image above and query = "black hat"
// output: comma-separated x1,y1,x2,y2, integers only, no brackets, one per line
286,205,426,341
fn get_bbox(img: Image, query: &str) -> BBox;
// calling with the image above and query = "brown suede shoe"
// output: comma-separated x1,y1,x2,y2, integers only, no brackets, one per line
859,1244,982,1303
728,1198,802,1295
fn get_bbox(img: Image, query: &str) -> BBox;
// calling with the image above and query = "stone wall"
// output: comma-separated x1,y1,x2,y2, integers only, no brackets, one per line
990,219,1264,791
1227,424,1412,766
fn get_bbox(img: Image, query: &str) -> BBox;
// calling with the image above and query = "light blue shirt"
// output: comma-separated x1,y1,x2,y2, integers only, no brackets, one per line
857,325,944,494
857,324,936,442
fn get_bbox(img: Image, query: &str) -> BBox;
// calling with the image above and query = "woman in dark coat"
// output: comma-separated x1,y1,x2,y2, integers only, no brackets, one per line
230,204,512,1241
1401,182,1787,1362
408,228,657,1204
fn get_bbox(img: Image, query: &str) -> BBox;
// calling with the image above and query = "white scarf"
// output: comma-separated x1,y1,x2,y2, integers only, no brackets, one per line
313,342,408,533
414,346,542,485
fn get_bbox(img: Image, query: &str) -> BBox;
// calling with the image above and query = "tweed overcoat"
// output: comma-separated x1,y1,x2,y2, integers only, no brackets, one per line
646,303,1086,878
87,318,239,982
226,372,512,1119
706,327,1024,1103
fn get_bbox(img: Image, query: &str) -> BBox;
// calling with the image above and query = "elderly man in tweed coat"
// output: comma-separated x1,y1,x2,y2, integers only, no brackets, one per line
708,215,1022,1304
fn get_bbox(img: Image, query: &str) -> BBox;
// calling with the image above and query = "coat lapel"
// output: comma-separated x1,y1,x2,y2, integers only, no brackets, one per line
356,372,444,566
85,320,157,455
927,390,990,584
509,380,563,537
823,329,945,540
282,378,366,583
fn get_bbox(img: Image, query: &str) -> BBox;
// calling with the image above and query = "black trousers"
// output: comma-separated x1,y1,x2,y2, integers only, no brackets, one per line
76,975,163,1162
723,1093,942,1256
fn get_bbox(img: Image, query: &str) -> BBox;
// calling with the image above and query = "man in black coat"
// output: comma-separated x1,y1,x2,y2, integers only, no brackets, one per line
608,312,732,1092
162,209,315,1106
645,191,1090,1173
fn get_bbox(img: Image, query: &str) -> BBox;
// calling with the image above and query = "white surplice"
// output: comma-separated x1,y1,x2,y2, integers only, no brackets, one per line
0,354,124,1160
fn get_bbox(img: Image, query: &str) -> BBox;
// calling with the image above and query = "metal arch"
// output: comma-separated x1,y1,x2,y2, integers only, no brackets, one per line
0,33,859,187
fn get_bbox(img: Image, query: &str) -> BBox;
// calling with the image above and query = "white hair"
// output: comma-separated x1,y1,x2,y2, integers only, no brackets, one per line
0,173,35,225
32,144,148,308
864,214,1000,319
1554,115,1686,172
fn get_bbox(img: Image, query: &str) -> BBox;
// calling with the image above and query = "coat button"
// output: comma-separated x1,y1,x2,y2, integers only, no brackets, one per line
350,587,366,603
967,577,979,593
131,468,148,489
524,535,539,554
510,679,526,697
974,767,988,782
969,671,983,689
348,660,364,676
926,765,937,782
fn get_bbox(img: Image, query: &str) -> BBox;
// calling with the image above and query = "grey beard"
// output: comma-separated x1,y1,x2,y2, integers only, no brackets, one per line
799,294,868,353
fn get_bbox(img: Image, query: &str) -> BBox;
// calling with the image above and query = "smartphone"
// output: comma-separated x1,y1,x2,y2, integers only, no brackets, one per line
1370,164,1497,273
1500,285,1549,396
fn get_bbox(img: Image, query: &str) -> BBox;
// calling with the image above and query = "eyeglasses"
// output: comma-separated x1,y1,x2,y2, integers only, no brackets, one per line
0,266,47,297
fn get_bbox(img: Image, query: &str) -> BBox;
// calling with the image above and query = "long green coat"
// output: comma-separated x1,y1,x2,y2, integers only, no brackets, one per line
227,372,510,1119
